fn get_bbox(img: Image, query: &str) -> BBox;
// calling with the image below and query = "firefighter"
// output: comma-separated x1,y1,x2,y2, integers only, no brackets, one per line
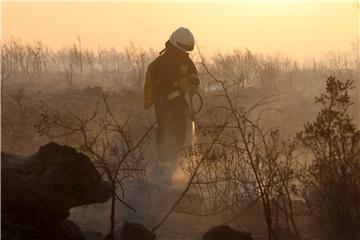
144,27,200,185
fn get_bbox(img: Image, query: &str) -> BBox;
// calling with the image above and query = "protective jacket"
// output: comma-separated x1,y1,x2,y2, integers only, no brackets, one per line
155,40,199,101
144,40,199,109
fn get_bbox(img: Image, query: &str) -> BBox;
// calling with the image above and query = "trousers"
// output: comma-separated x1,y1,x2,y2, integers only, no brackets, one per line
153,97,187,184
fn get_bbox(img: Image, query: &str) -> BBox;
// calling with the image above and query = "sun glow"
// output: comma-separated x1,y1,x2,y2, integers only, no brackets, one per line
2,2,358,62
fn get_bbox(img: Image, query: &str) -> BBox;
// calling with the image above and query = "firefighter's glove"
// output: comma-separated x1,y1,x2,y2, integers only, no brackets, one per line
179,77,197,96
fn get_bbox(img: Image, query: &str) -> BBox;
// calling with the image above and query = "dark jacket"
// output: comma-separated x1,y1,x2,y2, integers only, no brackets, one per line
154,40,199,101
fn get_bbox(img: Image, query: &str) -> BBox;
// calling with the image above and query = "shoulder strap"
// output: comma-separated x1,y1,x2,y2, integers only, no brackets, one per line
159,47,167,56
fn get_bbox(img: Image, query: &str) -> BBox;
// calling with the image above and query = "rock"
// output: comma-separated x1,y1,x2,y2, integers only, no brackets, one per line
202,225,253,240
2,219,83,240
119,221,155,240
1,142,112,240
83,231,104,240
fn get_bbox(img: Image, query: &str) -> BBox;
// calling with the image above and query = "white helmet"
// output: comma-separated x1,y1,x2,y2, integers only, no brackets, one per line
169,27,195,52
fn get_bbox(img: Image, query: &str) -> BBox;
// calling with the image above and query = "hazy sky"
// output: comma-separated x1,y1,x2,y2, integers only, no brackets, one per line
2,2,359,61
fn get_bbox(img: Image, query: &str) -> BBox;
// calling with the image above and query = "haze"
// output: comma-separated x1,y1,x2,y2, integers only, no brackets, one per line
2,2,359,62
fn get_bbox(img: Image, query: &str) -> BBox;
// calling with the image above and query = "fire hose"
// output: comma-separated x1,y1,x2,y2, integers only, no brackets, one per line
188,90,203,121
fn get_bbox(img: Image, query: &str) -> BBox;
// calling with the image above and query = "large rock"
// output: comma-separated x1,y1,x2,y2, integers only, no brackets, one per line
202,225,253,240
119,221,155,240
1,142,112,240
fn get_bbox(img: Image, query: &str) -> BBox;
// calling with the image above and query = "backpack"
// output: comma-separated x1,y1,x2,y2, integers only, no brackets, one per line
143,58,158,109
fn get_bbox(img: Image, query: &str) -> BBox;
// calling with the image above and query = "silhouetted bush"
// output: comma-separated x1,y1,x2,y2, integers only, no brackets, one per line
297,76,360,238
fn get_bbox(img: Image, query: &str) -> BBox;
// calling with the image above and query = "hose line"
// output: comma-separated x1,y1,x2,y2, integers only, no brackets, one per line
192,91,203,115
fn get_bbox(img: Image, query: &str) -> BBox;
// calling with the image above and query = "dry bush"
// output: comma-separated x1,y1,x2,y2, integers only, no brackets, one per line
1,39,156,91
1,39,49,84
2,38,358,98
297,76,360,238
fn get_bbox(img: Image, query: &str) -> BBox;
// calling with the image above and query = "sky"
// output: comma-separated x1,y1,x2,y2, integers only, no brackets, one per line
2,1,359,62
